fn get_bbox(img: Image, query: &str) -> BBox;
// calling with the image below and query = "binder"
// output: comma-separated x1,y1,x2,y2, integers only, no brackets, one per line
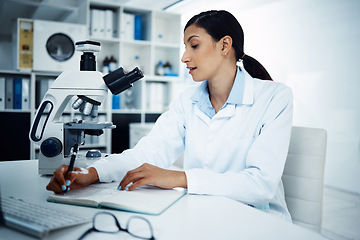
21,78,30,110
147,83,164,112
112,94,121,109
104,9,113,39
91,9,103,38
98,9,105,38
134,15,142,40
0,77,5,110
123,13,134,40
5,78,13,109
90,9,96,36
13,77,22,109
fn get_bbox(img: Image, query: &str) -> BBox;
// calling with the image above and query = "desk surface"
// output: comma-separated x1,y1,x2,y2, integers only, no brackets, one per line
0,160,326,240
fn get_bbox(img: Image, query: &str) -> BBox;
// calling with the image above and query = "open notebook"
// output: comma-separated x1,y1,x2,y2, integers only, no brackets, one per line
48,182,187,215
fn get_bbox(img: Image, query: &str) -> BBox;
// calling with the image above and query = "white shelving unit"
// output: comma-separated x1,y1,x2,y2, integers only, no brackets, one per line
88,0,182,122
0,0,182,160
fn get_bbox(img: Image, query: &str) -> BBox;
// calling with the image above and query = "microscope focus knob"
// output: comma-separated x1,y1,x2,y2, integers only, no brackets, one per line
41,137,62,158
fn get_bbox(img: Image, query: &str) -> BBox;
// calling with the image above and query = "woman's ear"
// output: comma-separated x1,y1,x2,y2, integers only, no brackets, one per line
221,35,233,56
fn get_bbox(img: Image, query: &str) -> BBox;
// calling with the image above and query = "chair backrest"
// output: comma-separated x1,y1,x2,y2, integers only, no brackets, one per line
282,126,327,232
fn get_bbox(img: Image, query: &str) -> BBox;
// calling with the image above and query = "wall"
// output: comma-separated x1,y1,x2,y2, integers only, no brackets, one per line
169,0,360,194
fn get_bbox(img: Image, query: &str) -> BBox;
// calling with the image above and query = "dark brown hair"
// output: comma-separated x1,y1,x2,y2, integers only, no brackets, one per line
185,10,272,80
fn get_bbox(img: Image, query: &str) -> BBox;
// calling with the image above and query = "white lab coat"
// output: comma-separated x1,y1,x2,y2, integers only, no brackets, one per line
91,68,293,221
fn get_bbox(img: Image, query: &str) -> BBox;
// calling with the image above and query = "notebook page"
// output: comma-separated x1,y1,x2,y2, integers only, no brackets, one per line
48,182,119,206
100,185,186,215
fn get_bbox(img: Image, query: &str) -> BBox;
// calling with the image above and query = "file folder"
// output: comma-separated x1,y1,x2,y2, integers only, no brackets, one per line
0,77,4,110
21,78,30,110
5,78,13,109
104,10,114,39
134,15,142,40
13,77,22,109
123,13,135,40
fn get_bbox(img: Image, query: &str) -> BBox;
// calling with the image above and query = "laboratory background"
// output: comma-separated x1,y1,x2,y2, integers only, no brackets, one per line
0,0,359,239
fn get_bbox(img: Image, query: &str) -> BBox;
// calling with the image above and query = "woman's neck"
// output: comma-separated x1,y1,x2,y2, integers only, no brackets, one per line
208,64,237,113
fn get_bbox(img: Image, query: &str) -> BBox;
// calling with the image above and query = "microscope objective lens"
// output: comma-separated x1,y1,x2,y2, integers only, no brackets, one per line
83,102,93,115
72,98,84,109
91,105,99,118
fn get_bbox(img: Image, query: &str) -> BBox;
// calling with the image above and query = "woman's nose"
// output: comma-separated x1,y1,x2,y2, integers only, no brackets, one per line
181,50,189,63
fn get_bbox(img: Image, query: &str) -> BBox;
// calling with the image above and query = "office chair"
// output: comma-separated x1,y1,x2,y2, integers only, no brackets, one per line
282,126,327,232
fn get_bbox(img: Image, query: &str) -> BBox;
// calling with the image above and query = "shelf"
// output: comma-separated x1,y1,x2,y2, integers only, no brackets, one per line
0,69,31,75
0,1,182,160
153,42,181,48
90,36,121,43
0,109,31,113
144,75,180,82
122,39,152,46
112,109,143,114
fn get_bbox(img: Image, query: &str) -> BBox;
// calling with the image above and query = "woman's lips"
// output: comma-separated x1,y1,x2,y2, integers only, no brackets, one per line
188,67,197,74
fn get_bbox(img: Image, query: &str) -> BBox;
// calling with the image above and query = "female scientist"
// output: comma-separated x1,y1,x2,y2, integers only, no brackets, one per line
47,10,293,221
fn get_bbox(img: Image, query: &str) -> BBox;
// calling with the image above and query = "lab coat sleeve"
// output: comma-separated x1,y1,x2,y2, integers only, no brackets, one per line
185,85,293,206
89,94,186,183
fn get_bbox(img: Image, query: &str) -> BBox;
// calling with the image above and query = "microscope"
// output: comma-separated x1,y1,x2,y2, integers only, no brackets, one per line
29,40,143,174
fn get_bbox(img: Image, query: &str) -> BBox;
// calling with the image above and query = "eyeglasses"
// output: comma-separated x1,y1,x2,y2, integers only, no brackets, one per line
78,211,155,240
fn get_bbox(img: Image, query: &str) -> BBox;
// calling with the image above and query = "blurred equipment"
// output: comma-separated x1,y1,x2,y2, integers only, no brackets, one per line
14,19,87,72
29,40,143,174
33,20,86,72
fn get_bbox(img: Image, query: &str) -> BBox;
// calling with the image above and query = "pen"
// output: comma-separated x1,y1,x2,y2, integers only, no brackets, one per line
64,143,79,193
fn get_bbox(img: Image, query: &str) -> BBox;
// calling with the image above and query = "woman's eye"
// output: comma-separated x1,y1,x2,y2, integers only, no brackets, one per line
191,44,199,49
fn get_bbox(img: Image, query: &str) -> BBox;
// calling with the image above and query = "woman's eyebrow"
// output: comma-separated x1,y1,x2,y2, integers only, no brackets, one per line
187,35,199,42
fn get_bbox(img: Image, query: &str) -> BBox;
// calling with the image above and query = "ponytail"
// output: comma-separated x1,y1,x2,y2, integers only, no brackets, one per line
185,10,273,81
242,54,272,80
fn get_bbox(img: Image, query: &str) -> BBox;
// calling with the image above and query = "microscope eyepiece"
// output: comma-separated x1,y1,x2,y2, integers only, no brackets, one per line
103,67,144,95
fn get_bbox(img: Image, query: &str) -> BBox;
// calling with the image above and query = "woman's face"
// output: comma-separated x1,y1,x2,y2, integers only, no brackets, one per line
181,25,223,82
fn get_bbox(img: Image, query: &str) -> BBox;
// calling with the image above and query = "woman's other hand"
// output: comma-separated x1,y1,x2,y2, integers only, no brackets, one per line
118,163,187,191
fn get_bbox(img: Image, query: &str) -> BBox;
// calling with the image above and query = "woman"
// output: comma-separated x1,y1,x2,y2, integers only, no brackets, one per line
47,10,293,221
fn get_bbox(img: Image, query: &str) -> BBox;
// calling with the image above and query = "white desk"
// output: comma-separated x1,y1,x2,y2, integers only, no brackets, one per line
0,160,326,240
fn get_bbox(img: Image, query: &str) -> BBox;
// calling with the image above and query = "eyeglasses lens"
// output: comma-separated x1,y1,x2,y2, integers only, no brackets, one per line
127,216,153,239
94,212,119,233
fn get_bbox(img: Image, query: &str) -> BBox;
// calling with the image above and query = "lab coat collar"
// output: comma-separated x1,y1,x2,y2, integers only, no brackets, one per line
241,69,255,105
194,104,236,124
227,67,244,105
191,66,254,123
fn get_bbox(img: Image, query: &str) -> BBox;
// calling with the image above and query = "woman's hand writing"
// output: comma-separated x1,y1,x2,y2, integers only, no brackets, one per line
46,165,99,194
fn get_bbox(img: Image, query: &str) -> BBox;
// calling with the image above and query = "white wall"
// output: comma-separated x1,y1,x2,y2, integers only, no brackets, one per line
169,0,360,194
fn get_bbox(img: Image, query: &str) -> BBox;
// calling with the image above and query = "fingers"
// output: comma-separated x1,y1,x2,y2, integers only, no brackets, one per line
62,167,98,191
128,178,150,191
53,165,68,186
46,177,64,194
46,165,92,194
119,165,147,191
119,163,178,191
46,165,69,193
